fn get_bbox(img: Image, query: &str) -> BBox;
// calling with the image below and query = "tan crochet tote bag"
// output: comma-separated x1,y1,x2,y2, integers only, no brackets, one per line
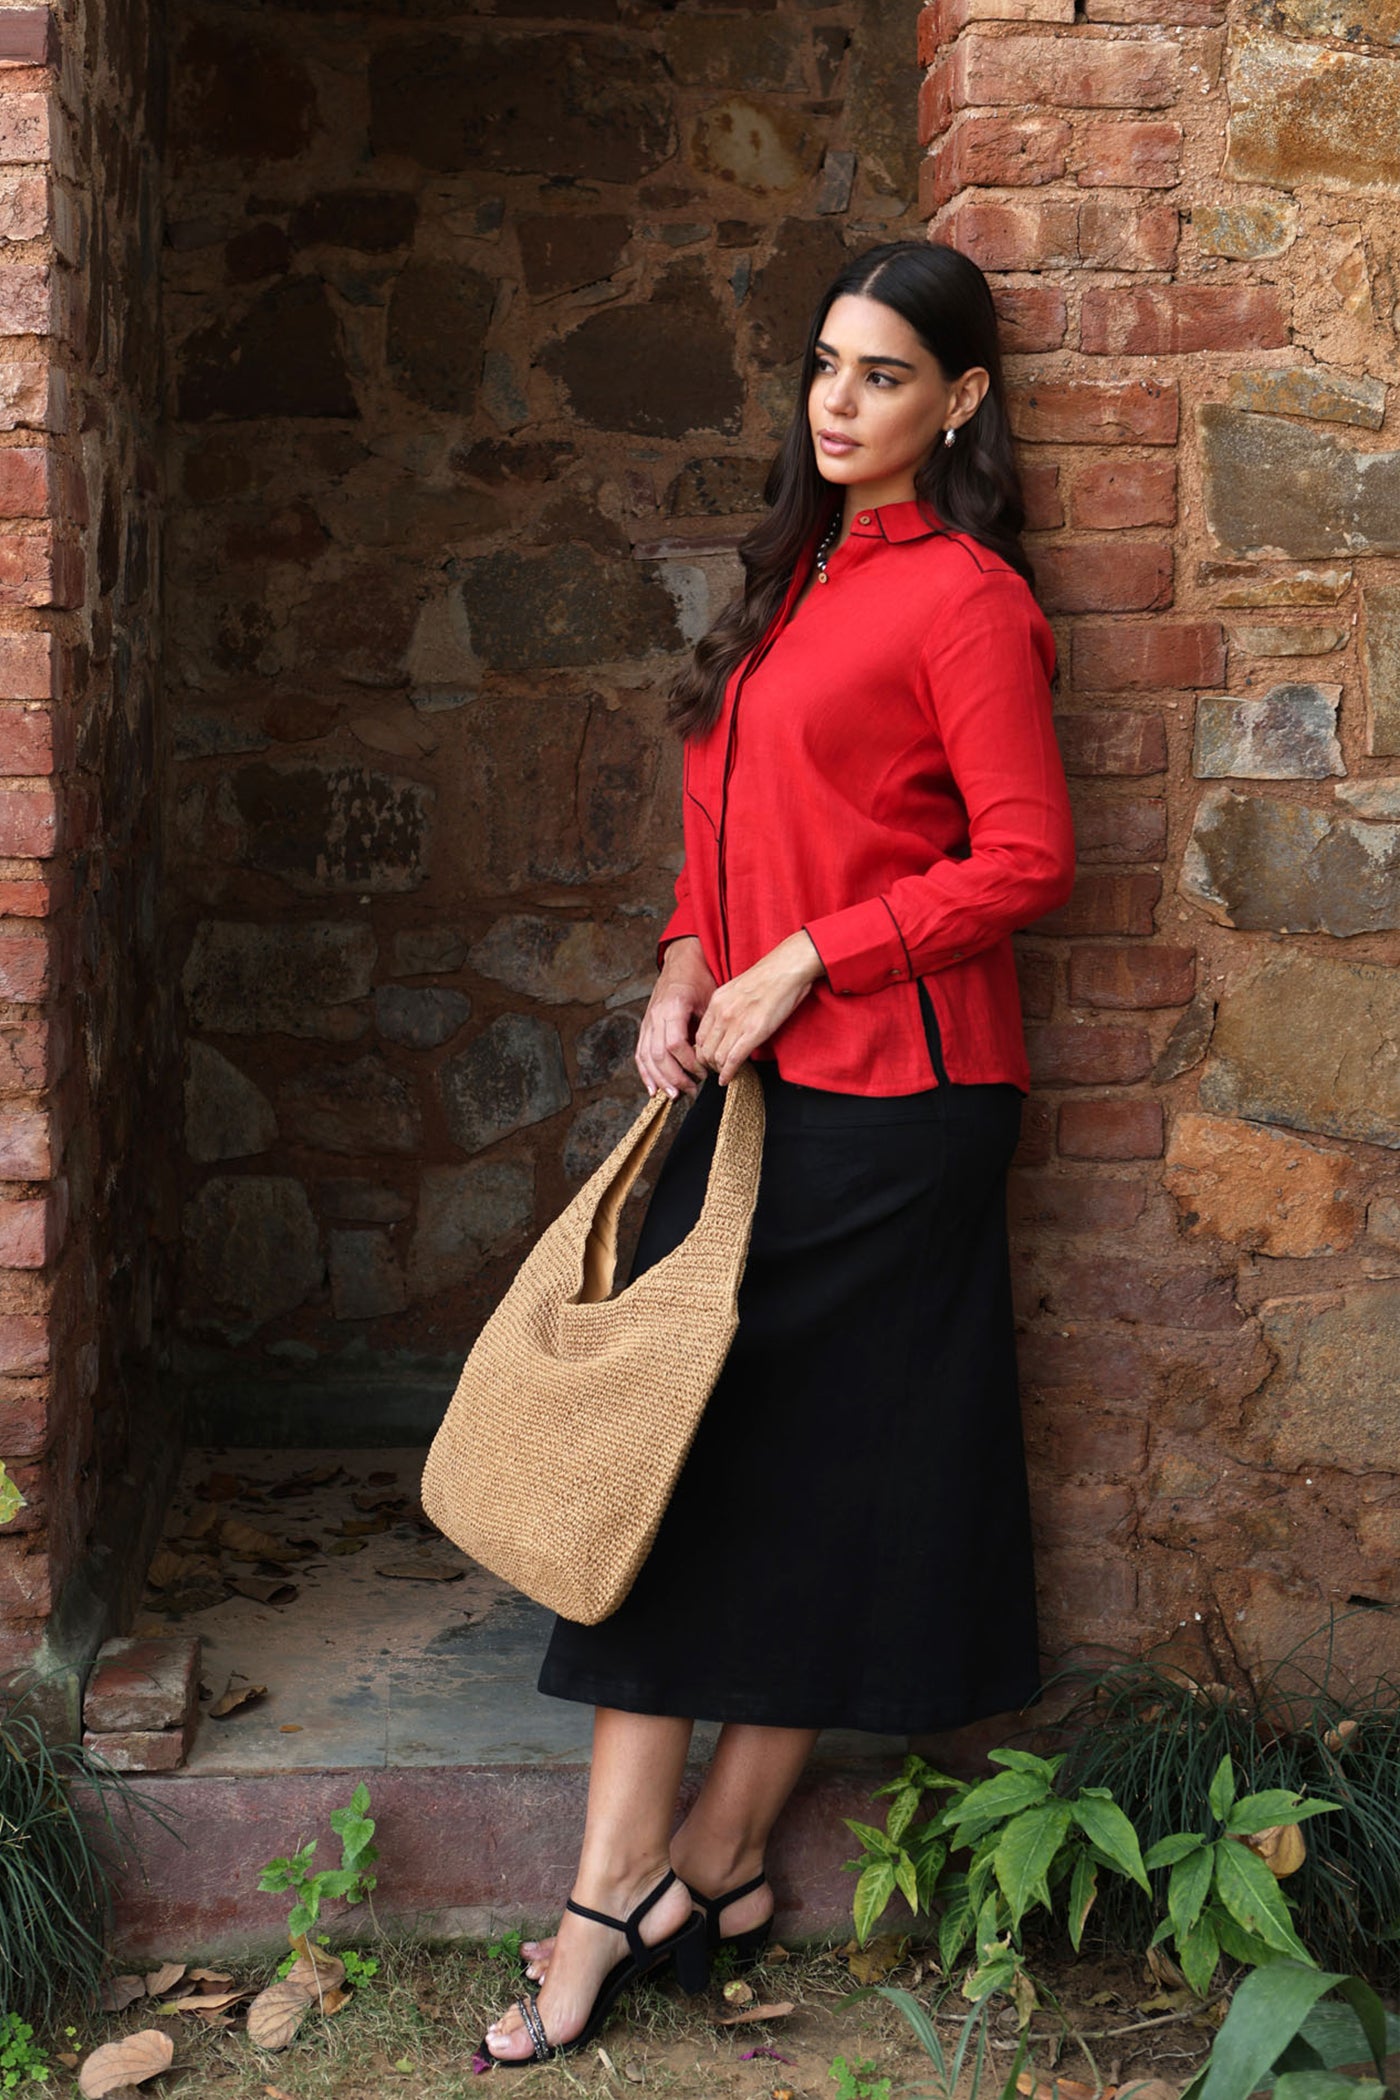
421,1064,766,1625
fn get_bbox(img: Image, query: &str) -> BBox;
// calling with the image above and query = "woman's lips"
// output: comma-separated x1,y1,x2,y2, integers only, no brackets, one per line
817,431,859,455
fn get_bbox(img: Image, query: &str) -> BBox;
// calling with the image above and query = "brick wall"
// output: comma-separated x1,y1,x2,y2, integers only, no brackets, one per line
922,0,1400,1684
0,0,176,1707
161,0,924,1441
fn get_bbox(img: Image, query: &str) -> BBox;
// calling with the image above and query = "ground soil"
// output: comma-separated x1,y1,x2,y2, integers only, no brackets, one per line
52,1933,1226,2100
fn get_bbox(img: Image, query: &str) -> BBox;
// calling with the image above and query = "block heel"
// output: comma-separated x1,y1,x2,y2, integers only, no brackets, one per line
671,1912,712,1994
682,1868,773,1973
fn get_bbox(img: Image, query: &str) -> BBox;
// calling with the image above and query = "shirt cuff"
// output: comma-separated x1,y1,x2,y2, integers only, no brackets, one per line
657,900,700,970
803,898,912,997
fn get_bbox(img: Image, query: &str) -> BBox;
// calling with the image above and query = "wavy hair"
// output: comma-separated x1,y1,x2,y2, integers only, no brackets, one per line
668,239,1034,739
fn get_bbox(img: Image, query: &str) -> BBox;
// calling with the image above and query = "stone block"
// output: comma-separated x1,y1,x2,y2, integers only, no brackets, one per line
1182,788,1400,935
370,33,675,183
440,1016,570,1155
374,987,472,1050
1193,197,1298,259
667,457,769,518
1362,585,1400,756
84,1637,199,1735
392,927,468,977
1255,1287,1400,1472
661,16,804,91
747,218,848,368
386,264,494,417
1338,779,1400,820
407,1160,535,1297
517,214,629,299
1228,623,1346,658
328,1229,407,1321
575,1011,640,1089
288,190,417,253
457,693,662,889
543,264,741,437
317,1179,411,1225
82,1731,189,1774
469,916,647,1006
457,548,679,671
1164,1112,1360,1258
1192,683,1342,779
279,1056,421,1155
184,1043,276,1164
182,922,376,1041
1043,1256,1241,1329
223,763,433,894
1225,30,1400,194
1057,1098,1163,1158
563,1096,637,1181
1200,953,1400,1149
181,1176,323,1330
1201,407,1400,560
1226,365,1386,432
177,279,356,421
1205,565,1352,610
691,98,815,195
1270,0,1399,38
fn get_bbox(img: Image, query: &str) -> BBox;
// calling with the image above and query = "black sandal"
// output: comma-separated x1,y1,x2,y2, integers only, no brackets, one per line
477,1868,709,2068
683,1868,773,1971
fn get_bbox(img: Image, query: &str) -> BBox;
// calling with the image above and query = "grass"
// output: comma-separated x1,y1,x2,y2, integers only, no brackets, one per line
1049,1624,1400,1982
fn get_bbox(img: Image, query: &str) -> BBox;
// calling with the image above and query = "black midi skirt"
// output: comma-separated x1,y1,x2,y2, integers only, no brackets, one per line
537,1042,1040,1736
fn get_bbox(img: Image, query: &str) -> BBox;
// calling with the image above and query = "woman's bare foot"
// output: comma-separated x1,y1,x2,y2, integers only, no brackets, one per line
485,1866,693,2062
521,1857,771,1985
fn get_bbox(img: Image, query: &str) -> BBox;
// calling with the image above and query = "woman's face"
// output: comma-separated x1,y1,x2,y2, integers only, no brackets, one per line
807,293,989,512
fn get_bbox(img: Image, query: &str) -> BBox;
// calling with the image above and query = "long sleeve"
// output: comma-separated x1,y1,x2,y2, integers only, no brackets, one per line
803,569,1075,997
656,858,700,968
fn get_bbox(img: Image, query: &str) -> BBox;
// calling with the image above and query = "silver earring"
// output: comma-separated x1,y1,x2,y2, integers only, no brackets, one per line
943,427,956,448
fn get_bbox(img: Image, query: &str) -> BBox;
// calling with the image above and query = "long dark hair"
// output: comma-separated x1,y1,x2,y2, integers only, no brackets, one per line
668,239,1033,739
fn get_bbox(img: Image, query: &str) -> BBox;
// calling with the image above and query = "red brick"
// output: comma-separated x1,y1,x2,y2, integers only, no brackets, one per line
0,1540,48,1612
0,1189,60,1267
0,781,54,854
1019,1326,1147,1396
0,878,59,916
1070,459,1177,531
0,932,52,1002
0,91,52,165
1036,1547,1138,1621
1058,1096,1164,1158
0,630,53,699
1027,1023,1153,1085
48,532,81,606
1073,620,1224,692
1070,943,1195,1009
1038,1407,1149,1475
84,1637,200,1733
1009,1168,1146,1232
0,1108,47,1177
0,1375,47,1456
1022,461,1063,530
1081,285,1290,355
1056,708,1166,776
1032,1478,1136,1543
81,1729,189,1773
1036,543,1172,615
1084,0,1223,17
0,447,49,515
1034,871,1161,936
1015,947,1057,1018
924,113,1070,208
0,171,46,244
1013,1095,1054,1166
991,283,1067,353
935,195,1080,269
918,0,1077,60
1075,119,1183,187
0,263,54,336
1044,1257,1242,1328
1069,795,1167,863
0,1015,51,1089
1010,377,1178,445
924,34,1181,134
0,704,55,773
1077,200,1179,270
0,14,57,66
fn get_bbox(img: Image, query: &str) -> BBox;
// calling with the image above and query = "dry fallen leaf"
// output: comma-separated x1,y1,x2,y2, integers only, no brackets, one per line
219,1519,304,1564
187,1969,234,1985
374,1555,464,1582
280,1724,304,1734
712,2001,795,2027
846,1934,906,1985
229,1576,298,1607
159,1988,253,2014
144,1962,185,1996
55,2052,80,2069
1242,1823,1307,1878
98,1976,146,2012
146,1547,208,1589
1017,2077,1100,2100
287,1936,345,1999
183,1504,221,1540
1324,1718,1358,1752
320,1985,353,2017
209,1676,268,1718
326,1539,367,1557
246,1979,315,2051
78,2029,175,2097
1116,2083,1181,2100
339,1516,390,1537
722,1979,754,2007
198,1470,242,1501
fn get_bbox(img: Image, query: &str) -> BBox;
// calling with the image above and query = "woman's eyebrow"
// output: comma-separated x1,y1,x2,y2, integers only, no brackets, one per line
814,338,917,371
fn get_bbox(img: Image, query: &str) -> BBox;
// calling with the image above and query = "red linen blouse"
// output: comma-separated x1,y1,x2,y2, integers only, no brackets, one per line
660,498,1077,1097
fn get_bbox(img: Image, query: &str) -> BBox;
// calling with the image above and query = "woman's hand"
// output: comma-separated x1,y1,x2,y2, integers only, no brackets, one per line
695,931,825,1085
636,936,718,1099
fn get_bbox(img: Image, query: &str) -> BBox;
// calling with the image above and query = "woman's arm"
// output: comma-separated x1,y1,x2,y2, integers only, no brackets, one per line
694,930,824,1086
636,933,718,1099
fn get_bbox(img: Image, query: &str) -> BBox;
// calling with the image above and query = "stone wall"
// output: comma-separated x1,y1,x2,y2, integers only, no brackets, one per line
0,0,175,1707
162,0,923,1439
921,0,1400,1684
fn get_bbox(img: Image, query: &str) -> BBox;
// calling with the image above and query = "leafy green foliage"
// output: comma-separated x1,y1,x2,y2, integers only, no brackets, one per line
275,1936,379,1987
0,1464,24,1529
485,1927,524,1966
257,1782,378,1944
0,2014,50,2088
1179,1959,1400,2100
828,2053,892,2100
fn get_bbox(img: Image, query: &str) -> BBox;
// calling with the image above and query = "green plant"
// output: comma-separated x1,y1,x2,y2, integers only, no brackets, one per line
257,1782,378,1944
0,1464,24,1529
1,1696,172,2024
845,1986,1030,2100
0,2013,49,2089
276,1935,379,1987
829,2053,892,2100
1143,1752,1336,1996
1179,1957,1400,2100
1051,1627,1400,1980
485,1927,524,1966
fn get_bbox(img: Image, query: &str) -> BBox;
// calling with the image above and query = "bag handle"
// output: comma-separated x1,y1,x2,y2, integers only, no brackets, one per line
577,1087,675,1304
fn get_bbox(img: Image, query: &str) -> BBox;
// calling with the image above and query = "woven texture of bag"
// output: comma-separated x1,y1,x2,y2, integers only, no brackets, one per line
421,1064,766,1625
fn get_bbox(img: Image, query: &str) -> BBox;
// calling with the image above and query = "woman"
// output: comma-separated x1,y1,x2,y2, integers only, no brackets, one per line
479,238,1076,2068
